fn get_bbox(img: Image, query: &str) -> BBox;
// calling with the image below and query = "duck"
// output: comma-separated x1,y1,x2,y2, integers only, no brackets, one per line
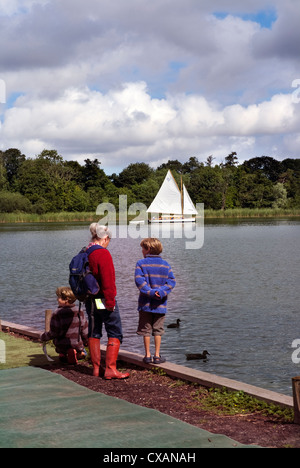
167,319,181,328
185,350,210,360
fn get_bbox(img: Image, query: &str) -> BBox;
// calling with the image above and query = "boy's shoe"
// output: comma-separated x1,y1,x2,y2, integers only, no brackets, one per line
59,353,68,363
153,355,166,364
143,356,152,364
67,348,78,365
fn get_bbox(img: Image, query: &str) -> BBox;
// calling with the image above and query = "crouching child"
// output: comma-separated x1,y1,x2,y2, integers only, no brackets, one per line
40,286,88,364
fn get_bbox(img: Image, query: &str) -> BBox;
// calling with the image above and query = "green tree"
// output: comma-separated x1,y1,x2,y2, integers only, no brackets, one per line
0,148,26,187
2,146,299,213
272,183,288,208
64,182,90,211
17,158,54,212
86,187,107,211
205,155,215,167
219,153,239,210
223,151,238,168
114,162,154,188
64,160,85,186
132,178,160,207
243,156,283,182
237,171,274,208
0,191,32,212
182,156,203,173
189,165,223,209
82,158,109,191
16,149,88,212
0,155,8,191
157,159,183,174
279,160,300,207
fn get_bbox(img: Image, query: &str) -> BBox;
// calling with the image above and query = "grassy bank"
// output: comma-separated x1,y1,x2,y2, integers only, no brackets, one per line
0,211,99,224
204,207,300,218
0,208,300,224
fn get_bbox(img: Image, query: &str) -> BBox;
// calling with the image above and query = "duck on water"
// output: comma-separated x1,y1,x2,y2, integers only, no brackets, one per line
167,319,181,328
185,350,210,360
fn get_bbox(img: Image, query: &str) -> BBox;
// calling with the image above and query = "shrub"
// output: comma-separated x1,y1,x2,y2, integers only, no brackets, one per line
0,191,33,213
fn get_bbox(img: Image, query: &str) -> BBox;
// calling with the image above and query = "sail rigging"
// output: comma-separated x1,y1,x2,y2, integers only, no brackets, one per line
147,170,197,222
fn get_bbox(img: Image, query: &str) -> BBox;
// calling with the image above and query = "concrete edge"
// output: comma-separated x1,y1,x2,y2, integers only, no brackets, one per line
0,319,293,410
1,320,42,339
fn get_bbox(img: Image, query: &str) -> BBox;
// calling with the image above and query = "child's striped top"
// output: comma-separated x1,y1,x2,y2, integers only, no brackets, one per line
135,254,176,314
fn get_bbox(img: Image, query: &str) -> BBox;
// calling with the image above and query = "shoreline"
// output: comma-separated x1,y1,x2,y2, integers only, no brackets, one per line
0,208,300,224
0,319,293,411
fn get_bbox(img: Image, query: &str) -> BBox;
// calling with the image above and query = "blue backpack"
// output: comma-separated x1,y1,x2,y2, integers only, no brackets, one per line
69,245,103,301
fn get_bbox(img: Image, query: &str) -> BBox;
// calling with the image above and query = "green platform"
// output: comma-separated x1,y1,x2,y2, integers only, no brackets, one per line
0,367,255,448
0,333,256,448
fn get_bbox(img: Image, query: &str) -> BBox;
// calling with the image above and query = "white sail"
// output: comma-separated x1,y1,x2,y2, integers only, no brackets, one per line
183,184,198,215
147,170,181,214
147,170,197,217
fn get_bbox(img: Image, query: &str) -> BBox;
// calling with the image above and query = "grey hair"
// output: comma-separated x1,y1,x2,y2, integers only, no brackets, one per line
90,223,112,240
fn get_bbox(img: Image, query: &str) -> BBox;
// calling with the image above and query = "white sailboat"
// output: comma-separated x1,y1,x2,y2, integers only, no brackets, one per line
147,170,198,223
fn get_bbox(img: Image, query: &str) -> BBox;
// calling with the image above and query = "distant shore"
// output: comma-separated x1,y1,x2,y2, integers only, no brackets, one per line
0,207,299,224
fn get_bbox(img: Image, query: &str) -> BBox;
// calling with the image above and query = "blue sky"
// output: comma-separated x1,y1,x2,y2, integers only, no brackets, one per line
214,9,278,29
0,0,299,174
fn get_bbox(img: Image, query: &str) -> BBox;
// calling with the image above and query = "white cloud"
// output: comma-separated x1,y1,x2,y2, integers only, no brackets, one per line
0,0,299,172
1,82,299,172
253,0,300,59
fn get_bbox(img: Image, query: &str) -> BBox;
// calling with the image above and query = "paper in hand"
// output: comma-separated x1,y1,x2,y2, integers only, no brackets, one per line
95,298,106,310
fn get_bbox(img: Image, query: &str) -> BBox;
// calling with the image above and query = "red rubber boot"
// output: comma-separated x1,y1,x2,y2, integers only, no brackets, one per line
104,338,130,380
88,338,101,377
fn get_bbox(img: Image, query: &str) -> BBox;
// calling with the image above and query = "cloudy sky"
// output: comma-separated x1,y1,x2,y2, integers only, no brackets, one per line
0,0,299,174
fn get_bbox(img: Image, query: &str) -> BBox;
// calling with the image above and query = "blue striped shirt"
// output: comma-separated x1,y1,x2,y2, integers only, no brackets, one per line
135,255,176,314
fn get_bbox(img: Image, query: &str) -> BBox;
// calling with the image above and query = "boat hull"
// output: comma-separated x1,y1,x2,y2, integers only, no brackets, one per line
129,220,145,225
148,217,196,224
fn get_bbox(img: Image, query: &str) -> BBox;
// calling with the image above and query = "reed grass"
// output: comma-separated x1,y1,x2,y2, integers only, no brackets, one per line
0,208,299,224
0,211,98,224
204,207,300,218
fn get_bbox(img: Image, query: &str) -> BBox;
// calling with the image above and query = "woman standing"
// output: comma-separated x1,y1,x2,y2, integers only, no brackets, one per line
86,223,129,380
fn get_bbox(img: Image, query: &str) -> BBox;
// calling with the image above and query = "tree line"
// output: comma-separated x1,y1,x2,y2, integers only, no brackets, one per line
0,148,299,213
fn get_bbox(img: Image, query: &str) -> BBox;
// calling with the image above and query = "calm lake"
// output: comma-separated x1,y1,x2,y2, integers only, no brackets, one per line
0,218,299,396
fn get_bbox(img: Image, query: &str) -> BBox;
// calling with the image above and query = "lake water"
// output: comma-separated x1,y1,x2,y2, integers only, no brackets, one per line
0,218,299,396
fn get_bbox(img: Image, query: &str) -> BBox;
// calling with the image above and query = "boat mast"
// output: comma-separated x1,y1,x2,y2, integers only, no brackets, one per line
181,176,184,219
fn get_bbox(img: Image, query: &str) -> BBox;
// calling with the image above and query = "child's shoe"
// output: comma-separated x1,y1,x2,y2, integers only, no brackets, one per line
59,353,67,363
153,355,166,364
143,356,152,364
67,348,78,365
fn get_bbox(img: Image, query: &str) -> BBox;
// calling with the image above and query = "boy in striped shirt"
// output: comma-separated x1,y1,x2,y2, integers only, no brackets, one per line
135,238,176,364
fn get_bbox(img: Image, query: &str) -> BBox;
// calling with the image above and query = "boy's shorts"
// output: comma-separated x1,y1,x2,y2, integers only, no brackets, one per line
137,311,166,337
